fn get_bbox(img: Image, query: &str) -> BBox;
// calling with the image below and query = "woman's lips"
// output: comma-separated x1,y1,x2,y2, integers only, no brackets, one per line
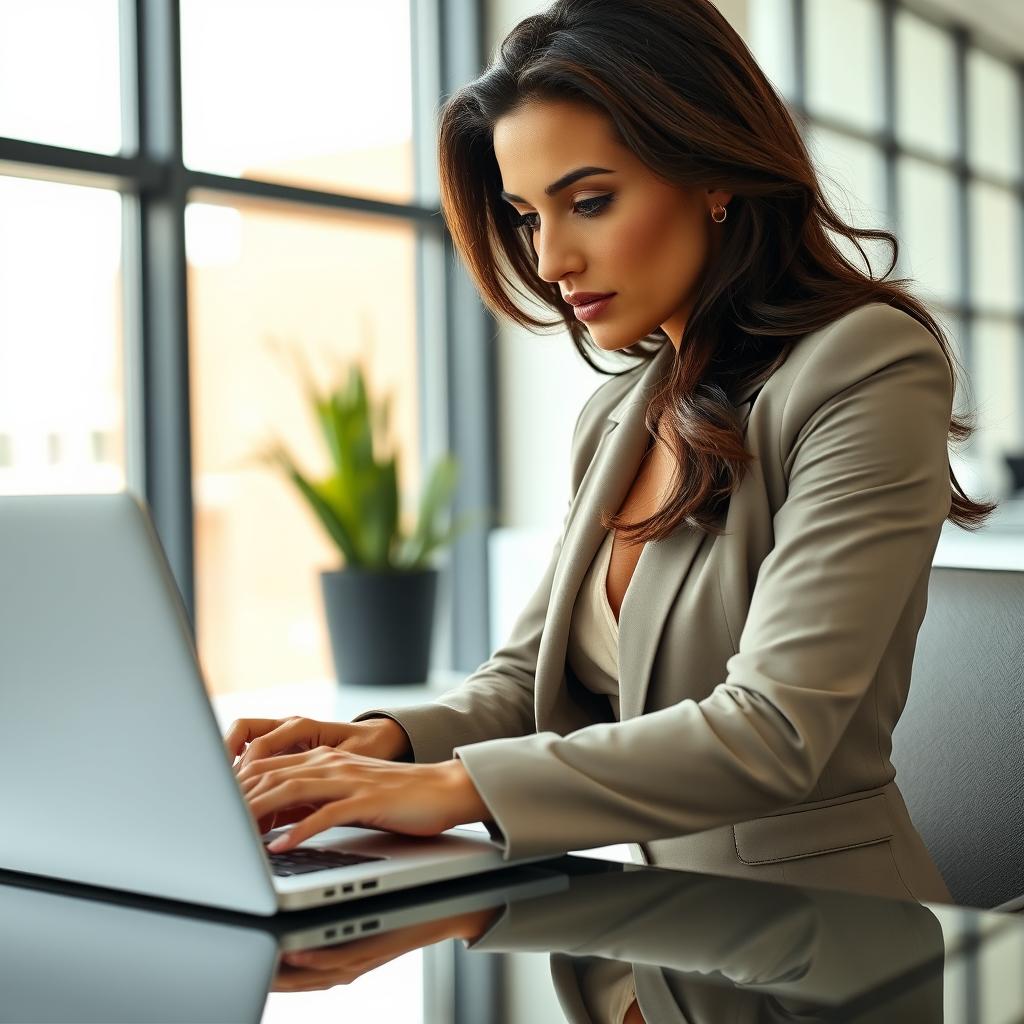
572,294,616,322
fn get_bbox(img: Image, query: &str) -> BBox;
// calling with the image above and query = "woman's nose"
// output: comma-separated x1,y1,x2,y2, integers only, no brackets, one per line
534,227,585,284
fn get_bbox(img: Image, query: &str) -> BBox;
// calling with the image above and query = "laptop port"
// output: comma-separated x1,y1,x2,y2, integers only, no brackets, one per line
325,928,336,940
361,919,380,932
342,884,354,893
323,888,336,898
343,924,355,936
360,880,378,890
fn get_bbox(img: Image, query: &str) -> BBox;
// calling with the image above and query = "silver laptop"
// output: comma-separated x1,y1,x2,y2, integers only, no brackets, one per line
0,492,553,916
0,864,570,1022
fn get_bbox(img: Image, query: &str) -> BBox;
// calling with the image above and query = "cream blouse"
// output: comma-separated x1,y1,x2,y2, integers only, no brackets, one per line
565,526,639,1024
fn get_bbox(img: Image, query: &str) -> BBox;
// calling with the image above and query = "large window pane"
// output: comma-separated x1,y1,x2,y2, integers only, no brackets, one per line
807,126,891,277
180,0,415,204
0,177,124,494
968,183,1022,314
895,10,957,161
970,317,1023,499
187,200,421,695
896,157,960,307
967,48,1021,184
746,0,796,100
805,0,884,133
0,1,122,154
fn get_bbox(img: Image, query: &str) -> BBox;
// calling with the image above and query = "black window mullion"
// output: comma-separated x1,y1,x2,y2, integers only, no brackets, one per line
439,0,498,681
134,0,196,628
952,25,975,390
792,0,807,118
1017,60,1024,441
184,169,440,224
881,0,900,268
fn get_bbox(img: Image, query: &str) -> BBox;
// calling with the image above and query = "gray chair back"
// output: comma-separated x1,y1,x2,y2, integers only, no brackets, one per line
891,566,1024,910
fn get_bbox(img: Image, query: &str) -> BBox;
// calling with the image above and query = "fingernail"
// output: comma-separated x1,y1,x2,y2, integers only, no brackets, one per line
267,835,291,852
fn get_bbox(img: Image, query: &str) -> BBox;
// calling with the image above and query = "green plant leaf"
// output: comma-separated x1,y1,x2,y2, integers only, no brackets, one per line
251,340,462,572
265,444,360,565
405,455,459,565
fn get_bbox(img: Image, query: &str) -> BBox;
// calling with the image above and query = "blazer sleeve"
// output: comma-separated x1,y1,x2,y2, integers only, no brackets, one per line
453,308,956,860
349,384,606,764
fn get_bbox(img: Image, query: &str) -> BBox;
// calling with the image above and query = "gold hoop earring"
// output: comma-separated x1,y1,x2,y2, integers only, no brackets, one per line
711,204,727,224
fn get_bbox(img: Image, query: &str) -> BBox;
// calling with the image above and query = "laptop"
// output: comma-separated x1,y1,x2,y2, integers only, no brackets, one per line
0,862,570,1022
0,491,555,916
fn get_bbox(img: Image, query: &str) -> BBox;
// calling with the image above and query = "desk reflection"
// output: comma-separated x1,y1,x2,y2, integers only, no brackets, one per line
1,858,1016,1023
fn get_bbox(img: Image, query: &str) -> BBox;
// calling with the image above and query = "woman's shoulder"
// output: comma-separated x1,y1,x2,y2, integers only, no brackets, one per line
757,300,952,427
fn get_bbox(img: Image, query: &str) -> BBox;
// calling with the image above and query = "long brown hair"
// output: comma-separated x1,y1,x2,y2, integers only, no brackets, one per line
437,0,996,539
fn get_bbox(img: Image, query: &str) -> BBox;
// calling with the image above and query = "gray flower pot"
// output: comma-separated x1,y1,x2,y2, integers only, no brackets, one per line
320,566,438,686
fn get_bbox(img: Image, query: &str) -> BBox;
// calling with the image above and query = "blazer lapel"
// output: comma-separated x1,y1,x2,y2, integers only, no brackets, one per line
535,342,765,730
535,343,673,729
619,372,765,720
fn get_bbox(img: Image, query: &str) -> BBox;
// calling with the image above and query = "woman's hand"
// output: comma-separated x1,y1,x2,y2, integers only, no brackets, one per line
224,715,412,771
234,746,492,850
272,908,503,992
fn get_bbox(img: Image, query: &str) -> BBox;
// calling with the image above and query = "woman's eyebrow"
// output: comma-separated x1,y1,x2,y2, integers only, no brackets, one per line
500,166,616,204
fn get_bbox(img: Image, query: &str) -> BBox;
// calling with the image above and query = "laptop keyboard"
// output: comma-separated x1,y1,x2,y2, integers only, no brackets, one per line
262,842,387,877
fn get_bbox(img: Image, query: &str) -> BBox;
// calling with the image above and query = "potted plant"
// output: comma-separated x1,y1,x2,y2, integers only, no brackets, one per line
248,339,479,686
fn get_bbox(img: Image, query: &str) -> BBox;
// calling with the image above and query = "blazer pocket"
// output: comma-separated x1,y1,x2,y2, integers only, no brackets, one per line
733,793,894,866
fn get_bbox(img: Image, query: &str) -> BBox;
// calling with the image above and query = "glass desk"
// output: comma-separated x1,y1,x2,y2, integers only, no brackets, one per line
1,854,1021,1023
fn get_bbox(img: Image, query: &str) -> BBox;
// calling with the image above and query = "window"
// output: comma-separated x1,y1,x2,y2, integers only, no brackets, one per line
0,176,125,495
187,199,421,694
0,1,490,697
0,1,122,154
748,0,1024,510
895,9,957,161
179,0,417,204
805,0,885,132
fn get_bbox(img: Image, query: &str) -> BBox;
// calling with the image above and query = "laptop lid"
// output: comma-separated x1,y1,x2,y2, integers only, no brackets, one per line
0,492,278,915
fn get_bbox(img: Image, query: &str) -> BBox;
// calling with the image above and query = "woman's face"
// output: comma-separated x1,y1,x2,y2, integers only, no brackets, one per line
493,98,731,353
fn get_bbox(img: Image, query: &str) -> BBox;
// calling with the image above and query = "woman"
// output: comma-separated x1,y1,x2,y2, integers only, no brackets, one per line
227,0,993,949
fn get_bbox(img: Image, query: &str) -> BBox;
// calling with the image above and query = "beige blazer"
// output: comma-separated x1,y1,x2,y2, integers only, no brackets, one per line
355,301,956,905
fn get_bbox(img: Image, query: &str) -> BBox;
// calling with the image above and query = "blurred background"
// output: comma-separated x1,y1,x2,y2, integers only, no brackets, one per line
1,0,1021,707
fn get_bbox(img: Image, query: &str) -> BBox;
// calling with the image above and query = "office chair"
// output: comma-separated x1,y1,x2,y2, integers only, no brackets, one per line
891,566,1024,911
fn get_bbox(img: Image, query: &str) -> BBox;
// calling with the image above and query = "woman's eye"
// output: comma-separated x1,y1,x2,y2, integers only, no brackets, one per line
514,193,615,232
574,193,614,218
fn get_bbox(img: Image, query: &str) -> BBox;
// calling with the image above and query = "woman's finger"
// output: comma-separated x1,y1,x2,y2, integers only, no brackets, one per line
236,745,340,784
266,797,369,852
235,718,322,770
258,803,319,835
241,762,341,798
248,779,360,827
224,718,281,761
